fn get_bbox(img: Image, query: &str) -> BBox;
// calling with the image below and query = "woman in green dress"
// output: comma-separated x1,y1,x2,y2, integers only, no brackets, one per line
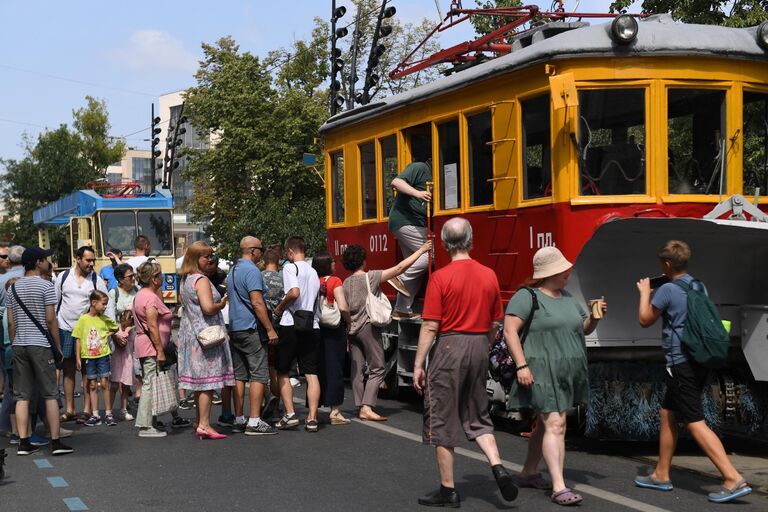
503,247,606,506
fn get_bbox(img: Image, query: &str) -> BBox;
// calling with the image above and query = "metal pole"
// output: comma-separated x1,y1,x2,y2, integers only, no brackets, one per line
150,103,156,193
348,11,362,110
426,181,433,277
331,0,338,116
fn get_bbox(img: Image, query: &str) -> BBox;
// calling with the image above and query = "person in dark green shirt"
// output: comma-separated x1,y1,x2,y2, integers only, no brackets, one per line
387,161,432,320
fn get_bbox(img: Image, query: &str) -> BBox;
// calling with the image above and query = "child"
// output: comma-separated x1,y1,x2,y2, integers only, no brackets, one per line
635,240,751,503
73,290,118,427
261,249,284,419
110,309,135,421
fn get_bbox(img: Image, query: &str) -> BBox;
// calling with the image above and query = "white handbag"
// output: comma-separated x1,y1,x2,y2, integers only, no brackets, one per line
197,325,227,349
364,272,392,327
319,296,341,328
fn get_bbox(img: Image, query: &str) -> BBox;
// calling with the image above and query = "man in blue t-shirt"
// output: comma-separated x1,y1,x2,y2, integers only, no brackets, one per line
225,236,278,436
99,249,123,291
634,240,750,503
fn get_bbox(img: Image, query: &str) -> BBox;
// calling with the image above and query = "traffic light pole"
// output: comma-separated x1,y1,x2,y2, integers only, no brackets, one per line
150,103,157,193
331,0,339,116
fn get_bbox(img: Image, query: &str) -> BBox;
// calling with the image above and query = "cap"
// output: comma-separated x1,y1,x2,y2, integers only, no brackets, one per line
21,246,55,267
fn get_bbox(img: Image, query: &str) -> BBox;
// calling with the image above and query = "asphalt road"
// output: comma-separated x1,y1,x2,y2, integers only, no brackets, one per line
1,384,765,512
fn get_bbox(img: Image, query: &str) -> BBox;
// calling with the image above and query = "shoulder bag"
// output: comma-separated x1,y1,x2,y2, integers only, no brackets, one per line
184,275,227,350
136,311,177,370
288,263,316,332
10,283,63,363
318,277,341,328
489,287,539,389
364,272,392,327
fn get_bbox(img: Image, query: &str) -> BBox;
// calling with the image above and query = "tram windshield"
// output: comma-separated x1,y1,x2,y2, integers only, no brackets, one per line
743,91,768,197
667,89,726,195
137,211,173,256
100,210,173,256
578,89,646,196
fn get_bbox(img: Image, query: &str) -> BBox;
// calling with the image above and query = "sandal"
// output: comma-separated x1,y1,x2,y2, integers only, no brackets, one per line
551,488,583,506
60,411,77,423
514,472,552,490
708,479,752,503
75,413,88,425
330,414,351,425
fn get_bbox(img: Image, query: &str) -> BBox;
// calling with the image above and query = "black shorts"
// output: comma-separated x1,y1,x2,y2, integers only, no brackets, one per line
662,360,709,424
275,326,320,376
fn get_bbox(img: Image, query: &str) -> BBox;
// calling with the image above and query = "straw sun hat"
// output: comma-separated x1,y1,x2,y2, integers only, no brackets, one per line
532,246,573,279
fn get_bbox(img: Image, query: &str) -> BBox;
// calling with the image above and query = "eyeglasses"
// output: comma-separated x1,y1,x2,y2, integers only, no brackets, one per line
0,254,7,259
123,274,135,280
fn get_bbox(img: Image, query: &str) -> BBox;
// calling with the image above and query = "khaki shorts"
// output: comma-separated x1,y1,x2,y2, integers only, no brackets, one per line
423,333,495,448
230,329,269,384
12,345,58,401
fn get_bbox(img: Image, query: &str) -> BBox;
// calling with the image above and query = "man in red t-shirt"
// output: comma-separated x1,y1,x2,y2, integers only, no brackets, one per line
413,217,518,507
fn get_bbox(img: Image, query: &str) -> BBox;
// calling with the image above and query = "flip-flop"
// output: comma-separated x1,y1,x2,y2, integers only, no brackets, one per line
551,488,583,506
513,472,552,490
59,411,77,423
708,479,752,503
634,474,673,491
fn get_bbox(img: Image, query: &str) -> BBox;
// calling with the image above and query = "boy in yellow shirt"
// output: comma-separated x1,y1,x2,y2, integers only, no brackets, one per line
73,290,118,427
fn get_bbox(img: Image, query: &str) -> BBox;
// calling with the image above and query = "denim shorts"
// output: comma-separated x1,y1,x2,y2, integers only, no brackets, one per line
84,356,111,380
60,329,76,359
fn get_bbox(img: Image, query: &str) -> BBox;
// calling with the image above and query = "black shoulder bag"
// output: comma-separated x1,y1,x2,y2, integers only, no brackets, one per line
287,263,315,332
489,287,539,389
10,284,64,363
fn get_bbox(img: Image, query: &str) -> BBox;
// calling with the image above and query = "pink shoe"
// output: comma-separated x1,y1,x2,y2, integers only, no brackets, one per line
195,427,227,440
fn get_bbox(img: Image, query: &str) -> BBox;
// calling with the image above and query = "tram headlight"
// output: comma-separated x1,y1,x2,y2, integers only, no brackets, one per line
610,15,639,45
757,21,768,51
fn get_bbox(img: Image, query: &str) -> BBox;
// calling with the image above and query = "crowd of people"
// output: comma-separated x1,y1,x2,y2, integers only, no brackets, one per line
0,206,753,505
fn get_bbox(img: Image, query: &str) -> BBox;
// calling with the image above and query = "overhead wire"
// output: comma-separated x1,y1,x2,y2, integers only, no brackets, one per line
0,63,158,97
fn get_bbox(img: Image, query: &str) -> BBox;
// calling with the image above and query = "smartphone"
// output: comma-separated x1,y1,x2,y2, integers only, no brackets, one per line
649,275,670,289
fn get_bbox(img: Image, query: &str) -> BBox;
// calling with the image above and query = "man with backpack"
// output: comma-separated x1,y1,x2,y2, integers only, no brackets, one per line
635,240,751,503
56,246,112,423
225,236,278,436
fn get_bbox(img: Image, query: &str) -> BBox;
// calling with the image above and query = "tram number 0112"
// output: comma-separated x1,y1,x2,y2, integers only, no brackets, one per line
369,234,389,253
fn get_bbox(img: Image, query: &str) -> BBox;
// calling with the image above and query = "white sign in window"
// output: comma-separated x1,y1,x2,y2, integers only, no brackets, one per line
444,163,458,210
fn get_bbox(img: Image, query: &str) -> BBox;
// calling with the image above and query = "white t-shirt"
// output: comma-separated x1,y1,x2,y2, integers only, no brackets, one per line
55,268,113,331
279,260,320,328
126,255,149,272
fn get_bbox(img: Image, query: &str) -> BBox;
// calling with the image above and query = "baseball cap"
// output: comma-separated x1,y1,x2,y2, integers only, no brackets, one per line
21,246,55,267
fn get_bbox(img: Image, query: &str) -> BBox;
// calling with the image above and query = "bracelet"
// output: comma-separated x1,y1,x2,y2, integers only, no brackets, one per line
515,364,528,372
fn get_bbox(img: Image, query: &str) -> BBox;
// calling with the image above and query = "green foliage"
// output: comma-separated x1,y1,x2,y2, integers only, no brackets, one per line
73,96,126,175
609,0,768,27
469,0,524,37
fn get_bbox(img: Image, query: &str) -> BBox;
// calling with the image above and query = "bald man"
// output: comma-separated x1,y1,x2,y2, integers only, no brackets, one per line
225,236,279,436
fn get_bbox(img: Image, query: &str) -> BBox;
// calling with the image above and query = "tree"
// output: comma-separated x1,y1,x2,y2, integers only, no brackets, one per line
0,97,124,260
609,0,768,27
469,0,523,37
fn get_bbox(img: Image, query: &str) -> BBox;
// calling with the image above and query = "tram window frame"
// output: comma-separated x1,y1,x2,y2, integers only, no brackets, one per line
437,118,462,212
520,93,553,203
576,88,648,197
665,87,728,197
379,134,399,220
742,89,768,198
358,141,378,222
328,149,346,225
465,109,494,209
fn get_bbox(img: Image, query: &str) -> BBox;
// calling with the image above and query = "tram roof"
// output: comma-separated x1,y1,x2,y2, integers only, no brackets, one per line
33,188,174,227
320,14,767,134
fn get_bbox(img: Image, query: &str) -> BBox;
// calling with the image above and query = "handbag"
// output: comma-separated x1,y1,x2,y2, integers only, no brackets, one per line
318,277,341,328
137,312,178,369
152,366,179,415
288,264,316,332
197,325,227,349
489,287,539,389
10,284,63,363
364,272,392,327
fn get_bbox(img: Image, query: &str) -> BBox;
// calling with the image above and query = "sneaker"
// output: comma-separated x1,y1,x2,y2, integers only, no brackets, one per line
262,396,279,421
105,414,118,427
84,415,102,427
387,277,411,297
212,392,223,405
245,421,278,436
57,427,73,439
171,416,192,429
16,440,40,456
217,413,236,427
120,409,134,421
231,420,247,434
178,398,195,410
289,377,301,388
29,434,50,447
138,427,167,438
8,434,19,445
305,419,319,433
275,414,300,429
51,440,74,456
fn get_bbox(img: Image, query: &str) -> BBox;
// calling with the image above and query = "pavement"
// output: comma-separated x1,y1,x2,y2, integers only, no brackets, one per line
1,385,766,512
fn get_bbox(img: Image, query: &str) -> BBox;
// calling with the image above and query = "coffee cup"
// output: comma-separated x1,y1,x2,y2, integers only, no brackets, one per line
589,299,604,319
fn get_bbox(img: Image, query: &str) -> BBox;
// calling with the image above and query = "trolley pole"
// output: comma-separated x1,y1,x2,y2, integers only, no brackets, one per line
426,181,434,277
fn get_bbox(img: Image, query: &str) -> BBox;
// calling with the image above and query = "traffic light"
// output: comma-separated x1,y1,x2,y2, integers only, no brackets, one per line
330,2,347,116
149,105,161,192
362,3,396,105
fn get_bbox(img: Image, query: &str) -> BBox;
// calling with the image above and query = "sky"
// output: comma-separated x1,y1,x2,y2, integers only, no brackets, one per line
0,0,628,162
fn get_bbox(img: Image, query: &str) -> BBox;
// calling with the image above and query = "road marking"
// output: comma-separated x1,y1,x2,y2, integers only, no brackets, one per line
47,476,69,488
353,418,672,512
63,497,88,511
33,458,53,469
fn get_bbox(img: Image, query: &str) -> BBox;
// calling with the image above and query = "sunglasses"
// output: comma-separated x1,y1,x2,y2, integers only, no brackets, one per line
0,255,7,259
248,246,263,252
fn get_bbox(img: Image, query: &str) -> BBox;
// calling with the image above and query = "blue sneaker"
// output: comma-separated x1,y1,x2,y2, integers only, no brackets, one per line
84,415,102,427
29,434,50,447
8,434,19,445
634,474,673,491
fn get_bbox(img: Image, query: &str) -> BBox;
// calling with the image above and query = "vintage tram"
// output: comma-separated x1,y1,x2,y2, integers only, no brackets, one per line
320,11,768,439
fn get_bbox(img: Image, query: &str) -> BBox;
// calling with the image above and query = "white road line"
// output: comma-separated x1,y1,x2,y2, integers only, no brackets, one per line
352,417,672,512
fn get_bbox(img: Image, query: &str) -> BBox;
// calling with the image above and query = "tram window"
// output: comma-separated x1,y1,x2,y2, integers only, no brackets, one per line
578,89,646,196
438,120,461,210
522,95,552,200
467,111,493,206
330,151,345,224
668,89,726,195
743,92,768,197
137,211,173,256
405,123,432,165
100,212,136,255
359,142,377,220
380,136,398,215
